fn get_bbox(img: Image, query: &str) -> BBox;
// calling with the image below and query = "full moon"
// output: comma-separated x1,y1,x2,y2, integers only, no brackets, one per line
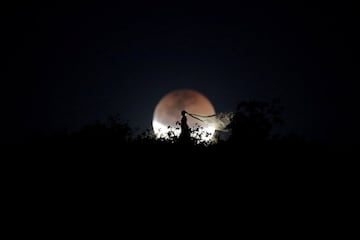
152,89,216,141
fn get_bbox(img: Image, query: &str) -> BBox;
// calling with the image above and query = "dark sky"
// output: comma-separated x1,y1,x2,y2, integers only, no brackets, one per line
2,2,359,143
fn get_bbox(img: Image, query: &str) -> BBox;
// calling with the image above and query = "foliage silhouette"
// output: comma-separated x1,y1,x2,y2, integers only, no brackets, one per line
228,99,284,144
21,98,354,160
29,99,287,148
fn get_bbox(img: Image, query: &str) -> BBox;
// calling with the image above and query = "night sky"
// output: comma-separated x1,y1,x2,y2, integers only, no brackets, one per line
2,2,359,143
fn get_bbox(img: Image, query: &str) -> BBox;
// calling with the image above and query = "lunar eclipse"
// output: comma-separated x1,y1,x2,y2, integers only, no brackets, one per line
153,89,216,141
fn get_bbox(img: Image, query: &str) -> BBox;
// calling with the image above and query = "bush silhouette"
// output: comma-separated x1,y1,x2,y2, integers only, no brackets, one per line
228,99,284,144
27,98,345,160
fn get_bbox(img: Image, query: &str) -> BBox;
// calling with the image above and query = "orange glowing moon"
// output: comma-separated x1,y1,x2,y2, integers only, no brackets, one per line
152,89,216,140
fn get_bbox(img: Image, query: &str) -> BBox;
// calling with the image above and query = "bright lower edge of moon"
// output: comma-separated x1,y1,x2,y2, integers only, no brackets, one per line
152,120,216,142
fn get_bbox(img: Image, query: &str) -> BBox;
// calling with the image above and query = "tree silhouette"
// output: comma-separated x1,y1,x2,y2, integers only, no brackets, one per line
73,116,132,145
228,99,284,144
20,97,353,164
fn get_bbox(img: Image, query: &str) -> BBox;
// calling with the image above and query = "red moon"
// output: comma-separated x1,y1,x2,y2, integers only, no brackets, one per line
152,89,216,140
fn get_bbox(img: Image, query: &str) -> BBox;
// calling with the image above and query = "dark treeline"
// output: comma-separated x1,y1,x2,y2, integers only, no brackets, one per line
3,100,357,202
18,99,355,162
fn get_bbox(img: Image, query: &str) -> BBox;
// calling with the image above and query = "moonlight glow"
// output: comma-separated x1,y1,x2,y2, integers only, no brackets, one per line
152,120,216,142
152,89,216,142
